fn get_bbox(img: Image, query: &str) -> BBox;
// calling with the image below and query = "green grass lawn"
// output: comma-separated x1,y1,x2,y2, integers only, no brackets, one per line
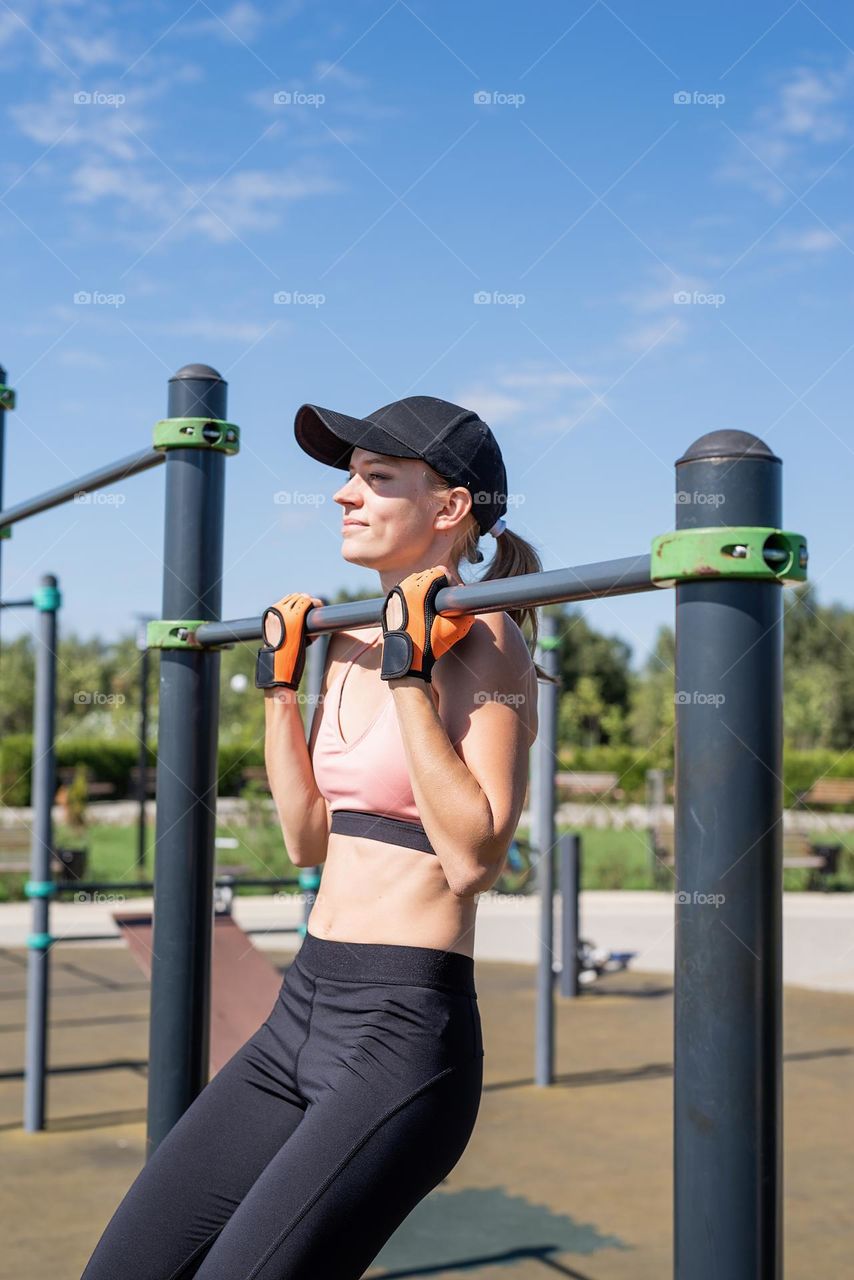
2,818,853,903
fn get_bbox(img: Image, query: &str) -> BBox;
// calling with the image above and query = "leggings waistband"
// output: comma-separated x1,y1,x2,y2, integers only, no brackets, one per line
296,930,476,996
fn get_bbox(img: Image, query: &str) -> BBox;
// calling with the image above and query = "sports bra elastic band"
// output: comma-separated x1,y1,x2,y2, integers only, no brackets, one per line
329,808,436,855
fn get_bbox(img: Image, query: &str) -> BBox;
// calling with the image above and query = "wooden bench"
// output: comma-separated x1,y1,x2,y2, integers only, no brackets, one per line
796,778,854,808
241,766,272,793
0,826,88,880
649,825,842,882
555,771,625,802
0,826,31,874
56,766,116,800
128,765,157,796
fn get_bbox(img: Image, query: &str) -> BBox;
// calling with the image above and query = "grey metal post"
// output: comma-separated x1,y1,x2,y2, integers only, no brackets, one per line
146,366,228,1157
673,431,783,1279
298,634,328,935
534,612,559,1087
559,833,581,998
135,616,153,874
24,573,61,1131
0,365,10,640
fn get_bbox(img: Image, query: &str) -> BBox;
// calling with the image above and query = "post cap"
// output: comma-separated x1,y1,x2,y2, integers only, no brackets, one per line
677,430,780,465
169,364,225,384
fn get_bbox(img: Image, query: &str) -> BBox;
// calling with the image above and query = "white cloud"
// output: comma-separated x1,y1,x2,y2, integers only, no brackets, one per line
67,161,166,211
774,226,849,253
185,2,267,44
450,389,527,423
621,317,683,354
454,361,603,433
56,348,109,368
716,58,854,205
63,33,125,67
188,168,342,242
152,318,274,342
314,61,369,89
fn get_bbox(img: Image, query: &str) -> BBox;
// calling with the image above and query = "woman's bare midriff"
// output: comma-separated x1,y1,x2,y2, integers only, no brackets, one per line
305,831,478,958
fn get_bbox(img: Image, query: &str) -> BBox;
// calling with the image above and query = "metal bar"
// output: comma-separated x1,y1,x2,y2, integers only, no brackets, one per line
559,833,581,998
146,365,228,1159
0,598,34,609
191,554,656,647
137,639,151,873
534,613,559,1087
673,431,783,1280
0,363,8,645
23,573,60,1132
55,876,303,894
0,447,164,530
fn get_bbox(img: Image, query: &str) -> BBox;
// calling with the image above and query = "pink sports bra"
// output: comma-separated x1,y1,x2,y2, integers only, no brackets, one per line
312,632,436,854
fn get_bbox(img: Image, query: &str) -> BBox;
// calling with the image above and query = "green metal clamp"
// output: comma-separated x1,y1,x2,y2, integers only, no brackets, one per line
33,584,61,612
25,880,57,899
0,384,15,410
146,620,209,650
651,527,808,587
153,417,240,455
146,620,235,651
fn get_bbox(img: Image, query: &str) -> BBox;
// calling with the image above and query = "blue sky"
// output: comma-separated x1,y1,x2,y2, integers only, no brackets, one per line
0,0,852,668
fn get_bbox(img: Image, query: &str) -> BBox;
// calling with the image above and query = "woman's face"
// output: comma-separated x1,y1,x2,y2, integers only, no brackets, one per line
332,446,469,580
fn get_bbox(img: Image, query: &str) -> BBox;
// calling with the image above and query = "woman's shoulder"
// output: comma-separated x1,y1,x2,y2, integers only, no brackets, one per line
439,610,537,691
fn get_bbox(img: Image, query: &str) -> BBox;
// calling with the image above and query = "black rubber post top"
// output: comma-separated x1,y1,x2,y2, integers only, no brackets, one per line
677,430,780,465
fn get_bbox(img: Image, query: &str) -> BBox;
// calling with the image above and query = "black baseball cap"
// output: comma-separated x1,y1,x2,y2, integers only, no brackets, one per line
293,395,508,536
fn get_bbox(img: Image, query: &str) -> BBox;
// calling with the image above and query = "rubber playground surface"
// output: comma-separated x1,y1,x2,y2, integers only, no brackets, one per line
0,944,851,1279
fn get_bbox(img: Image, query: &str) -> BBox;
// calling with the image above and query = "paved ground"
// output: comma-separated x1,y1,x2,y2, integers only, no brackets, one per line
3,889,853,990
1,941,852,1279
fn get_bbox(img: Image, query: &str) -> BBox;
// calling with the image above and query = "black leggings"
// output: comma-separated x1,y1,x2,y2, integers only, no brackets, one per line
81,930,484,1280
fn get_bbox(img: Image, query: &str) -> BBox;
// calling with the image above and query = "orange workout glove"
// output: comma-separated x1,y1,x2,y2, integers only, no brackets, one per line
380,566,475,683
255,593,326,690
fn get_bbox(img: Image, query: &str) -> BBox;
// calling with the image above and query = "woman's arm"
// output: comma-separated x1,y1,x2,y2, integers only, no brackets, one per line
389,616,538,897
263,658,332,869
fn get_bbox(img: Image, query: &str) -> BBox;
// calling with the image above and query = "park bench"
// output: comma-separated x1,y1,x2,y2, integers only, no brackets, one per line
649,823,842,884
128,764,157,796
0,825,31,874
56,766,116,799
241,765,272,792
0,825,87,880
796,778,854,808
555,770,625,802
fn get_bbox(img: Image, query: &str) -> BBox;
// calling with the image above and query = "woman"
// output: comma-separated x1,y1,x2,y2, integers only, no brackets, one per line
81,394,546,1280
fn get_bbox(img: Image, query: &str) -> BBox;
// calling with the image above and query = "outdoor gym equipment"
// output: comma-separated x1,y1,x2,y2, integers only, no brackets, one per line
0,360,807,1280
